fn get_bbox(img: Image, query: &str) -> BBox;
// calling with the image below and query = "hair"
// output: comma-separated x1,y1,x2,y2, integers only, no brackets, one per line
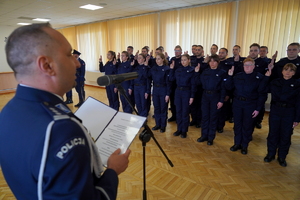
107,50,116,64
127,46,133,50
142,46,149,52
283,63,297,72
207,54,220,63
220,48,228,54
5,23,54,78
211,44,218,50
243,58,255,64
233,45,241,49
250,43,260,49
288,42,300,49
121,51,129,61
174,45,182,51
192,44,198,47
197,45,203,49
138,53,146,61
260,46,268,51
156,47,163,52
158,46,164,51
156,53,168,66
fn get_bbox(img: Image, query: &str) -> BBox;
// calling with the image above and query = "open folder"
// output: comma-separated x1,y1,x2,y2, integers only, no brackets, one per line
75,97,146,166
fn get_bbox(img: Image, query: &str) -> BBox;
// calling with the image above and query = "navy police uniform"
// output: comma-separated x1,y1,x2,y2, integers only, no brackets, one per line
196,67,227,142
117,60,134,113
149,65,171,129
131,64,150,117
168,56,183,121
267,78,300,160
272,56,300,79
169,65,196,137
99,61,120,111
0,85,118,200
226,72,269,150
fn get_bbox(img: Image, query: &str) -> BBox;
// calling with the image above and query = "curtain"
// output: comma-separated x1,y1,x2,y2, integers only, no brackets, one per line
236,0,300,58
57,26,77,50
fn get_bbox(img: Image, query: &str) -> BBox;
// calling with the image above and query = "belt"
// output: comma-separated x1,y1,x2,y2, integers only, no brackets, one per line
134,83,145,86
237,96,247,101
271,101,295,108
204,90,219,94
154,84,166,87
177,86,190,91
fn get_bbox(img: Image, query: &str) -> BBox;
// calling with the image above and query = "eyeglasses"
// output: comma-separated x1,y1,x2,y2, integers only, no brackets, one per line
174,50,182,52
244,64,254,66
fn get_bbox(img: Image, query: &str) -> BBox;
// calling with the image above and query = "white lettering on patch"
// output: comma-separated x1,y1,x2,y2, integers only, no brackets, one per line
56,138,86,159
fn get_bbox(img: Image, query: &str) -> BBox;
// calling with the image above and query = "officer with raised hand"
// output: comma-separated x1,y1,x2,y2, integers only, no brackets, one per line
0,23,130,200
226,58,271,155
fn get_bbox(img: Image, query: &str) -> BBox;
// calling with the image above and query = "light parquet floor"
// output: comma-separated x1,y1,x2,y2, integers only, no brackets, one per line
0,86,299,200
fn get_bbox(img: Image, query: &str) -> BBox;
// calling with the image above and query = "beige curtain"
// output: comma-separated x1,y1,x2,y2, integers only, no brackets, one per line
178,2,233,56
236,0,300,58
107,14,158,55
57,26,77,50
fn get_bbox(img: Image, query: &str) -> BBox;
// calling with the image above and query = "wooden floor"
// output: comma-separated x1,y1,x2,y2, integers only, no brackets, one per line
0,86,300,200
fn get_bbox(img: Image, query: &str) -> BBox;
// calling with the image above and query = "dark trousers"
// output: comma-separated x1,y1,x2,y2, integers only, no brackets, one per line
169,82,177,118
134,85,148,117
153,87,168,128
75,81,85,103
119,87,134,114
201,93,221,140
267,105,295,159
175,89,191,132
106,84,119,111
233,99,257,148
190,87,202,124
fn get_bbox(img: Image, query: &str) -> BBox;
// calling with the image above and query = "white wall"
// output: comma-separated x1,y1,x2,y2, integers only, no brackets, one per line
0,26,16,72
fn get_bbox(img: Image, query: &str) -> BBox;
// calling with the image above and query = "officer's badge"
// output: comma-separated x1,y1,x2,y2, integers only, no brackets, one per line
256,65,259,67
162,69,164,71
291,84,294,87
256,76,259,79
216,74,219,76
296,63,299,66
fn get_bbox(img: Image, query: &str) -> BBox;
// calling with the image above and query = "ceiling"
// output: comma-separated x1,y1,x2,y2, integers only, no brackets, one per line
0,0,230,29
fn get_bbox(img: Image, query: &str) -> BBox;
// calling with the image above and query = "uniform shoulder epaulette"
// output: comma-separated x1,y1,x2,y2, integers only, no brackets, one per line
255,72,264,79
41,102,70,120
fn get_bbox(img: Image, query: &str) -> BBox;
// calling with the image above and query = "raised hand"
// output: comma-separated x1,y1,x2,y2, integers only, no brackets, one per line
272,51,278,60
145,56,150,66
130,60,135,66
204,54,209,63
165,52,168,58
150,50,153,57
170,60,175,69
228,66,234,76
195,63,200,72
113,58,117,65
117,52,120,59
184,51,188,54
99,55,102,62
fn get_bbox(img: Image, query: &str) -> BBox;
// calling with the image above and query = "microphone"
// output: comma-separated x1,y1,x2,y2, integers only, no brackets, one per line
97,72,138,86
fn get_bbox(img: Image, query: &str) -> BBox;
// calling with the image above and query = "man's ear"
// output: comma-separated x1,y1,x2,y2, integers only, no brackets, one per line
37,55,56,76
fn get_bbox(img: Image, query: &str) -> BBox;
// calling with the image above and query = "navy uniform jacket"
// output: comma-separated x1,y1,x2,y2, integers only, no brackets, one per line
76,58,86,82
190,56,208,73
253,57,269,75
117,60,134,88
272,56,300,79
269,78,300,122
0,85,118,200
169,56,183,70
226,56,246,75
225,72,269,111
148,65,171,96
198,68,227,103
130,64,150,93
169,66,196,98
99,61,117,75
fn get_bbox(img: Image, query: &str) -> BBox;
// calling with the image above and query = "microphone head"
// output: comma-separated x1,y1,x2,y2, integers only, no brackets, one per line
97,75,111,86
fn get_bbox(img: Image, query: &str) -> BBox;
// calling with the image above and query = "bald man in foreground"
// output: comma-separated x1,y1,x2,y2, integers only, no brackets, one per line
0,23,130,200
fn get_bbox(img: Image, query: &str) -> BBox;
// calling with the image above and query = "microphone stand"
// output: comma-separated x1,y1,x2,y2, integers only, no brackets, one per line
115,83,174,200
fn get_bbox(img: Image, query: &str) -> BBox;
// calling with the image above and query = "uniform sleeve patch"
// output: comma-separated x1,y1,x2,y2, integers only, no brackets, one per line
56,137,86,159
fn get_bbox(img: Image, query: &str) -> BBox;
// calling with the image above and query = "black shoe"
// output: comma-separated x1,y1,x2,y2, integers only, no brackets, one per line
173,130,181,136
197,136,208,142
229,117,234,123
74,102,83,107
207,140,213,145
152,125,160,130
264,155,275,162
64,99,73,104
195,123,201,128
180,132,187,138
241,147,248,155
230,144,241,151
168,116,176,122
189,121,196,126
277,157,287,167
160,127,166,133
217,128,223,133
255,123,262,129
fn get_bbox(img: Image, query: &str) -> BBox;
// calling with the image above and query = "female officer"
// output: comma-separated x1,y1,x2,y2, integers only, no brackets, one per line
117,51,134,113
149,53,171,133
226,58,270,155
169,54,196,138
264,63,300,167
195,54,227,145
129,54,150,117
99,51,119,110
